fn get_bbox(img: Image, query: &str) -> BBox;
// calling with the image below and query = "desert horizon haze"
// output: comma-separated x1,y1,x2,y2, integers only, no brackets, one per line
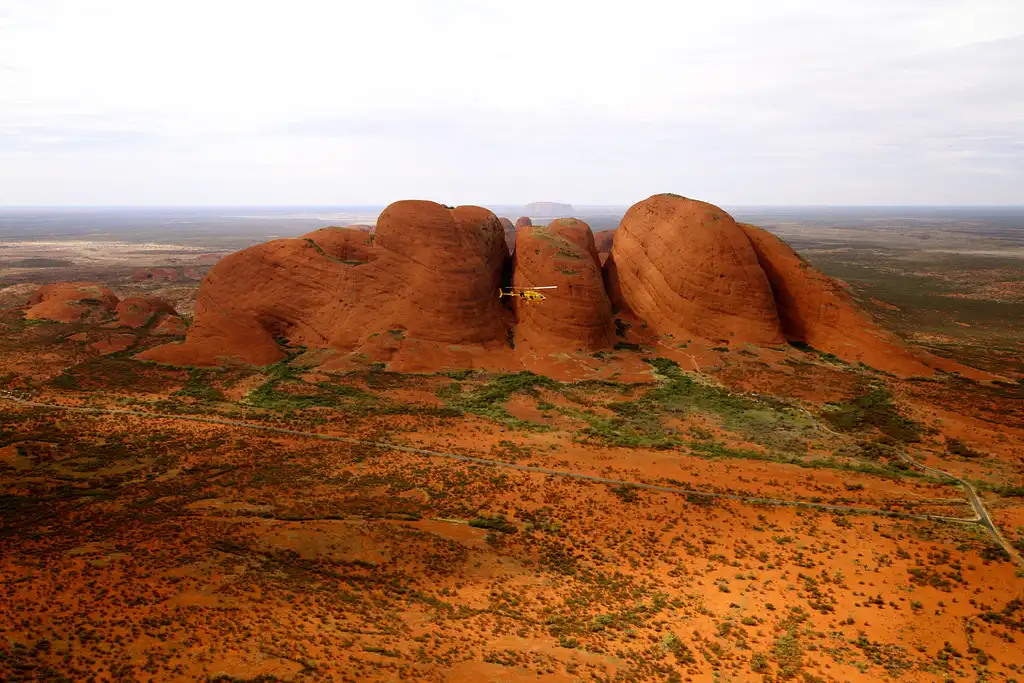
2,0,1023,205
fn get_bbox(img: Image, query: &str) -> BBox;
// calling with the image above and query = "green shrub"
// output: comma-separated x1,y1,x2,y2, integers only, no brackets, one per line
823,388,922,442
947,438,984,458
469,515,517,534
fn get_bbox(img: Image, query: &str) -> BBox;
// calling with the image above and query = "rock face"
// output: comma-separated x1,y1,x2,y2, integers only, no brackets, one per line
739,224,935,375
512,218,614,354
605,194,784,345
25,283,119,323
365,201,509,350
151,316,188,336
301,227,374,262
138,202,511,369
112,296,180,329
594,229,616,265
498,217,516,253
135,194,983,378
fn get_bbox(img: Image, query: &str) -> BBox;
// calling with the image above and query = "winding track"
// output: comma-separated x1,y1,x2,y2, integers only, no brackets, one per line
793,404,1024,566
2,392,1022,566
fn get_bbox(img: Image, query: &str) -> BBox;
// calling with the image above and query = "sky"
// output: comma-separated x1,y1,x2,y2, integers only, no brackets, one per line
0,0,1022,206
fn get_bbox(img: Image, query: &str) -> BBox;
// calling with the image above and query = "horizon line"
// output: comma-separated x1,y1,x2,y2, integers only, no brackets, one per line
2,203,1024,210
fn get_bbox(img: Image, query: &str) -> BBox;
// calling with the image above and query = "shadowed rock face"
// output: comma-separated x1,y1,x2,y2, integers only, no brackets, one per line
26,283,119,323
512,218,614,354
498,217,516,253
738,223,940,376
605,194,785,346
138,202,510,368
593,230,615,255
113,296,179,329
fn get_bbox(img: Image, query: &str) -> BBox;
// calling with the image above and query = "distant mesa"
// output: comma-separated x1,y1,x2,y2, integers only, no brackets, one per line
25,283,119,323
135,194,985,378
522,202,574,217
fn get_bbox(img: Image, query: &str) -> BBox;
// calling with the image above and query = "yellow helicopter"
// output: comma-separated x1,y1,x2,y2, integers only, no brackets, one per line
498,285,558,303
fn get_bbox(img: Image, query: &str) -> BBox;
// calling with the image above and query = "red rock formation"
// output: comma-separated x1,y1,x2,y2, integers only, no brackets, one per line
498,217,516,253
138,202,511,369
131,267,183,282
514,216,533,231
739,223,990,378
594,229,616,265
91,333,137,355
512,218,614,355
137,238,366,366
364,202,509,353
593,230,615,255
605,194,784,345
25,283,119,323
112,296,180,329
152,316,188,336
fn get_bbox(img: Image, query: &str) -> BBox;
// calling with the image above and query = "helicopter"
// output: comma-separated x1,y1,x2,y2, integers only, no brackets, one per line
498,285,557,303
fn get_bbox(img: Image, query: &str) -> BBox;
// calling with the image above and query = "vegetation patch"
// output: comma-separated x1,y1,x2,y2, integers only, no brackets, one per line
822,388,922,442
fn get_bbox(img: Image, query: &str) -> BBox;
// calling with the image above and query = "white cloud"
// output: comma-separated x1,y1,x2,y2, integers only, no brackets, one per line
0,0,1022,204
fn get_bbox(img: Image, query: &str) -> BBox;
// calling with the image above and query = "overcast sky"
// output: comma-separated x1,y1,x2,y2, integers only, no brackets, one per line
1,0,1022,206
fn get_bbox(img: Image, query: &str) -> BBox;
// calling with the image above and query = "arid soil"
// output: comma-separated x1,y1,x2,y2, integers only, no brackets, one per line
1,202,1023,682
2,309,1023,682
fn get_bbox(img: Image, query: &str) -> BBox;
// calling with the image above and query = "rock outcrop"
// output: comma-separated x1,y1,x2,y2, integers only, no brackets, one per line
594,229,616,265
498,217,516,253
593,230,615,254
366,201,509,350
512,218,614,354
138,202,511,369
131,267,182,282
112,296,180,329
133,194,988,379
25,283,119,323
739,224,938,375
301,227,374,262
605,194,784,345
131,267,206,282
